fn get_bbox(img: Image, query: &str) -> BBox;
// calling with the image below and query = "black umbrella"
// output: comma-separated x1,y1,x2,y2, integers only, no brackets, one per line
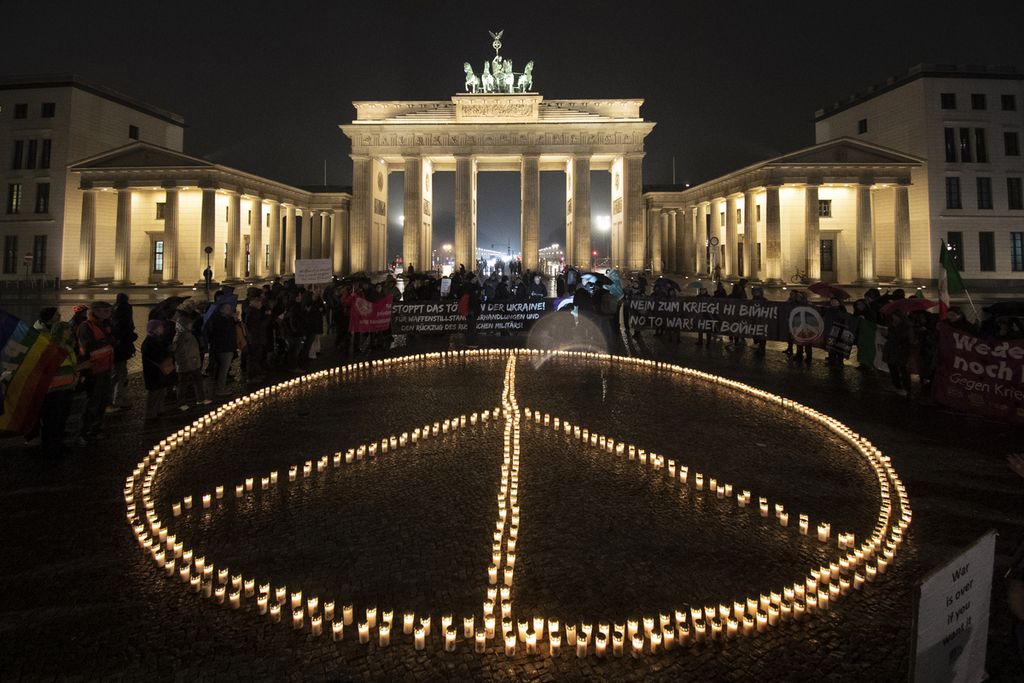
653,276,681,293
149,296,188,320
582,272,613,287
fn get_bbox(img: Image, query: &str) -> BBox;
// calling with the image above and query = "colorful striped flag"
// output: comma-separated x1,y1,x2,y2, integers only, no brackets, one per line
0,309,68,434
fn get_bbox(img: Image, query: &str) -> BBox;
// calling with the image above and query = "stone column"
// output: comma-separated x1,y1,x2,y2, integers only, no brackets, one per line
332,207,347,274
804,183,821,280
403,157,423,270
322,212,332,261
650,207,664,275
199,187,217,283
572,155,591,268
454,154,473,271
669,209,679,274
225,191,241,281
764,185,782,283
341,204,351,274
694,205,707,275
162,187,180,284
268,200,281,278
77,187,96,283
680,207,695,276
624,154,645,271
112,187,132,285
894,185,912,283
521,154,541,271
284,204,297,275
349,156,371,273
856,184,876,284
250,197,263,279
302,209,316,259
725,194,739,278
743,190,758,281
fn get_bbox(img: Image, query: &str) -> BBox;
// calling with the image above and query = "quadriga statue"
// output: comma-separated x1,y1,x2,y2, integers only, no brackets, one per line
463,63,480,93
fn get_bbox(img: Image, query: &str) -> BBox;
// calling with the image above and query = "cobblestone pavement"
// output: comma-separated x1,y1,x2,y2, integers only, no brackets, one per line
0,326,1021,681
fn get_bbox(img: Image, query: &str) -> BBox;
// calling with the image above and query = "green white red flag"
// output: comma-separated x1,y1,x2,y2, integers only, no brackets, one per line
937,239,964,319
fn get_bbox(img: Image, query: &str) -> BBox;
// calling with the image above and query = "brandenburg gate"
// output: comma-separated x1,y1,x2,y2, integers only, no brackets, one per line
340,33,655,274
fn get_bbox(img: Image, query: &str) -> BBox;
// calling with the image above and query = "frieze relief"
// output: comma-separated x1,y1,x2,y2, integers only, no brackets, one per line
373,199,386,216
354,130,644,151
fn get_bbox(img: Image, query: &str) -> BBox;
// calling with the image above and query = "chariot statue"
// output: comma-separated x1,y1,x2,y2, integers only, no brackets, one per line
461,30,535,94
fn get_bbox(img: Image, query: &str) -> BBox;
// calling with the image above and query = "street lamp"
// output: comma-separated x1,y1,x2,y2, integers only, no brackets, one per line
203,246,214,300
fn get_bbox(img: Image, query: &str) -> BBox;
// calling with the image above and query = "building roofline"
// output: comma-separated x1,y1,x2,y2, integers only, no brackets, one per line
0,73,185,126
814,63,1024,122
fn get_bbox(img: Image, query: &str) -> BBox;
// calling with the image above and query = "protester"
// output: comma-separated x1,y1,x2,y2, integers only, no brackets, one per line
141,320,173,422
77,301,115,442
883,309,914,398
209,302,238,395
110,292,137,412
824,296,850,368
172,310,208,409
243,295,269,382
36,321,79,454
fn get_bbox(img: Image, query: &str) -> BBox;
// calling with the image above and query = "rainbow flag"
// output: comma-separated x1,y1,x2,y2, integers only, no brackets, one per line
0,309,68,434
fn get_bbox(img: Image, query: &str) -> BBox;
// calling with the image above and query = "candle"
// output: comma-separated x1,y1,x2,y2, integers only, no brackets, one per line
343,604,354,625
189,575,201,593
755,611,767,633
292,609,304,630
183,495,193,509
403,612,415,634
366,606,377,628
257,594,269,614
229,590,241,609
290,591,302,609
270,603,282,623
488,564,498,584
525,630,537,654
244,579,255,597
475,629,487,653
517,620,528,643
463,615,475,639
358,621,370,644
576,634,588,658
817,522,831,542
311,615,323,636
172,503,181,516
235,484,243,497
595,633,607,657
379,623,391,647
485,615,496,638
631,634,644,658
421,616,432,637
550,633,562,656
650,631,662,653
504,633,516,656
612,632,624,656
324,601,335,621
566,624,577,646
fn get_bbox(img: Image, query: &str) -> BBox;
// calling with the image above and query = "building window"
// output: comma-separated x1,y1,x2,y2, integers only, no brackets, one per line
156,202,166,220
225,206,229,222
947,231,964,270
976,178,992,209
153,240,164,274
735,208,742,225
34,183,49,214
25,139,37,169
756,205,761,221
1006,131,1020,157
6,183,22,214
13,103,27,119
945,177,962,209
975,129,988,163
941,93,957,109
857,118,868,134
944,128,957,162
39,139,51,169
11,140,24,169
971,93,987,110
959,128,972,163
266,212,270,227
818,199,832,217
978,232,996,272
40,102,55,118
1003,94,1017,111
128,125,139,140
31,235,46,273
1011,232,1024,271
265,244,270,270
248,210,252,226
3,236,17,273
720,211,725,226
1008,177,1023,209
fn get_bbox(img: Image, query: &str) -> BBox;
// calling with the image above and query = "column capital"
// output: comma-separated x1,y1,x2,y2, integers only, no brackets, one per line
161,181,179,190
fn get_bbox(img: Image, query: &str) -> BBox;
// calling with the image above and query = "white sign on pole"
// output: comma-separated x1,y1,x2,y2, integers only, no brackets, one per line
439,277,452,297
294,258,333,285
913,530,996,683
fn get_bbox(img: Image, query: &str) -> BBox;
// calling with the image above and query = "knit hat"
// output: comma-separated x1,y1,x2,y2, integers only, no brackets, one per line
73,304,88,315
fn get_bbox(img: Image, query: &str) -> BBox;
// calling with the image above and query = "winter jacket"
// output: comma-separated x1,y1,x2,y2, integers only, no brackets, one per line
172,323,202,373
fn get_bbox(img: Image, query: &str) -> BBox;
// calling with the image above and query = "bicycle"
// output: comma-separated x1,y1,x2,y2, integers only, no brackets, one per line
790,268,811,285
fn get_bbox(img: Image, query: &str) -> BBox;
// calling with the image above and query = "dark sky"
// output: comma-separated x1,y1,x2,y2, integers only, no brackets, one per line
4,0,1024,253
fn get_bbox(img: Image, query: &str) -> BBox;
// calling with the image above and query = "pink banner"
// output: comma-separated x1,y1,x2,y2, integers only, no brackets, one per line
933,324,1024,424
348,294,393,333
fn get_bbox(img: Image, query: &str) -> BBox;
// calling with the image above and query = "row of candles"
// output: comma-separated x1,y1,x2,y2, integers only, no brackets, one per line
125,348,912,658
522,406,846,545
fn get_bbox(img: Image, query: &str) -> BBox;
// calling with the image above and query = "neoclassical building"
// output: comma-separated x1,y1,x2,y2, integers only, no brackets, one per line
340,94,655,273
643,139,921,285
68,143,350,285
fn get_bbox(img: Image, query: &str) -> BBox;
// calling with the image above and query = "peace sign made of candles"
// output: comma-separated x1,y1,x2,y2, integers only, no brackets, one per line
125,349,911,659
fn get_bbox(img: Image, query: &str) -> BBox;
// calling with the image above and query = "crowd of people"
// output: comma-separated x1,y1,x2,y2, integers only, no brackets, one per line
13,261,1023,456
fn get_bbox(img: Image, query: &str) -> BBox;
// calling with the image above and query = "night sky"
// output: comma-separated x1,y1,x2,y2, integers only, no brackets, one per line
4,0,1024,255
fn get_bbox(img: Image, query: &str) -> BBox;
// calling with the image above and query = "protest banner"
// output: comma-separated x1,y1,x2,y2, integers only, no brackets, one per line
825,315,859,359
294,258,333,285
348,294,393,333
932,325,1024,423
626,297,794,341
392,300,555,334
